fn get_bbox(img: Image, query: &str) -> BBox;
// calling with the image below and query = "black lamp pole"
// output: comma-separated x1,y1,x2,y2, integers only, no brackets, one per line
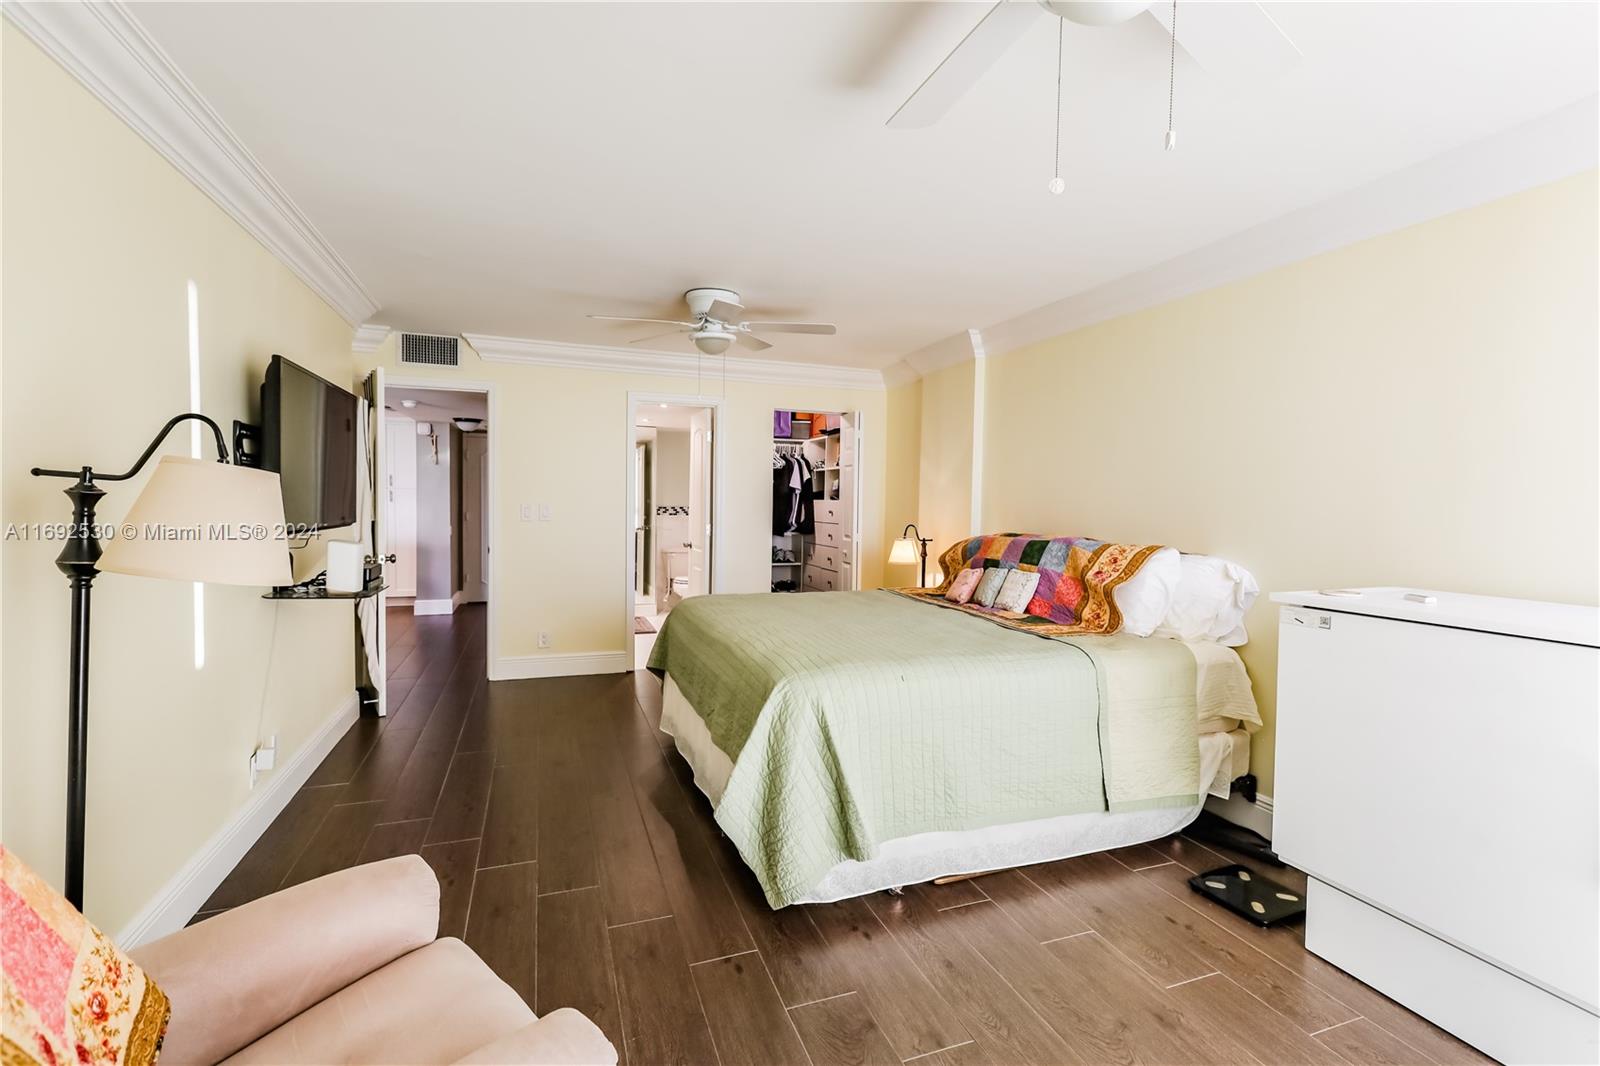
32,413,230,911
900,523,934,589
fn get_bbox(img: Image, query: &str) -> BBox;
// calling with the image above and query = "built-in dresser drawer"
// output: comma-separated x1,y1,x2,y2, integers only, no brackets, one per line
805,544,839,572
803,566,838,592
813,523,842,548
817,500,843,525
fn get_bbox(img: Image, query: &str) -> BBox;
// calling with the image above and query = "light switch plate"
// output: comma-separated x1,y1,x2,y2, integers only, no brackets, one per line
520,503,532,521
538,503,553,522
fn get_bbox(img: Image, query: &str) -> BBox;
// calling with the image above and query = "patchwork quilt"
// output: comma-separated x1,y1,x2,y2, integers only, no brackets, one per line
900,532,1165,637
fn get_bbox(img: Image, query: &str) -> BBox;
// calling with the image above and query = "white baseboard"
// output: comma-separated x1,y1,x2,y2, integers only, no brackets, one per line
492,651,630,680
451,590,467,610
1203,791,1274,840
115,691,361,947
413,598,455,616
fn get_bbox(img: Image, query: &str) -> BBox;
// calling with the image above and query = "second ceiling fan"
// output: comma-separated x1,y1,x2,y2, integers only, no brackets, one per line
589,288,837,356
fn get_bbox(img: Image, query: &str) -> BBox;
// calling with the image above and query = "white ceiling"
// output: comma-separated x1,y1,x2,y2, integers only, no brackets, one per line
132,2,1598,371
387,386,487,423
637,404,709,431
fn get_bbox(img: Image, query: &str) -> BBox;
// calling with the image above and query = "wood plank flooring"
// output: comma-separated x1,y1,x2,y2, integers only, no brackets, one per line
200,605,1495,1065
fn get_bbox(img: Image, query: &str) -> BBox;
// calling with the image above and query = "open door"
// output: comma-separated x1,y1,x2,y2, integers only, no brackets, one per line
688,408,713,597
359,368,389,717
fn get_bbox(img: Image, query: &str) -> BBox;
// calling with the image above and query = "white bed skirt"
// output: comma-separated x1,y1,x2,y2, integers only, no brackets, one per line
659,674,1250,904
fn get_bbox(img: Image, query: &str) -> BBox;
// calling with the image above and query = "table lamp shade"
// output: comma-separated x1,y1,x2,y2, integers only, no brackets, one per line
98,456,293,586
888,537,918,565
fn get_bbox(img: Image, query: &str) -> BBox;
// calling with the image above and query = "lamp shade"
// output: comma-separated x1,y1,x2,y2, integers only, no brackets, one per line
98,456,293,586
888,537,918,565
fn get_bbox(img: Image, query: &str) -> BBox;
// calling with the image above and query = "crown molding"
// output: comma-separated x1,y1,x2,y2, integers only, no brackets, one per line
880,360,920,389
464,333,886,391
4,0,380,327
978,94,1600,361
897,94,1599,374
351,324,392,353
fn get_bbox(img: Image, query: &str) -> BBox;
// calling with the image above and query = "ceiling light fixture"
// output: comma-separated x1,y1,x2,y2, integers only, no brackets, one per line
690,328,735,356
400,399,418,409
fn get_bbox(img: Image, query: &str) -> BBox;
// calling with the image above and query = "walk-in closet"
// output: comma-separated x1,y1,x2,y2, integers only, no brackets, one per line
772,409,858,593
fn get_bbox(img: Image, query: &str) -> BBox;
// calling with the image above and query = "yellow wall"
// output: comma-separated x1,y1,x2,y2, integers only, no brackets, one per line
357,340,902,670
1,28,357,930
915,360,978,569
978,171,1599,794
881,378,924,587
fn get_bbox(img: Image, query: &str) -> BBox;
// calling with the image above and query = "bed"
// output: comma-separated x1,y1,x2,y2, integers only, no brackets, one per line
647,587,1259,908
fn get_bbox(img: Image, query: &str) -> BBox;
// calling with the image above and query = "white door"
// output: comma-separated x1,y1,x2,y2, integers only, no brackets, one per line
385,419,418,597
461,433,489,603
361,369,388,717
687,409,713,597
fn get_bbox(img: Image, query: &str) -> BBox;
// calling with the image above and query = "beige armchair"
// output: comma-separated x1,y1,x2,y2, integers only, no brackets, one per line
131,856,616,1065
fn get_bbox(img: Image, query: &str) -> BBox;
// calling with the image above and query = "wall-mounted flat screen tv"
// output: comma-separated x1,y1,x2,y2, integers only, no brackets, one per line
261,354,358,532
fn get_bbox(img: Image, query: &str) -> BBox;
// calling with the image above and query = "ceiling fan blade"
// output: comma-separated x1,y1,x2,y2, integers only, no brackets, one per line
707,299,745,322
628,329,690,346
588,315,696,327
887,0,1043,129
746,322,836,336
735,334,773,352
1145,1,1299,81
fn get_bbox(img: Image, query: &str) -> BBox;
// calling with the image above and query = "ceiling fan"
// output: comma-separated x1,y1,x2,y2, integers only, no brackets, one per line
588,288,837,356
888,0,1299,130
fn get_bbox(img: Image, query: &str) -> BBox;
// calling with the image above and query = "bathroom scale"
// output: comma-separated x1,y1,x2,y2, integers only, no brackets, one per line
1188,864,1307,927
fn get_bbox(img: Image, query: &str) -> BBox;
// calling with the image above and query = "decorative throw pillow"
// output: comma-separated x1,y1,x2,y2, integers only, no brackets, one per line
972,566,1008,608
1,846,169,1066
943,568,982,604
993,568,1042,613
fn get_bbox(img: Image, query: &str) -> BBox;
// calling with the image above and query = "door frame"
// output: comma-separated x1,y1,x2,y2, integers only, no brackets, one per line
384,374,499,680
461,431,490,604
625,391,724,669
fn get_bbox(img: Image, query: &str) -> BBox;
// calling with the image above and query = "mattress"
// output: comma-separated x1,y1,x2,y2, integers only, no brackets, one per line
660,674,1251,903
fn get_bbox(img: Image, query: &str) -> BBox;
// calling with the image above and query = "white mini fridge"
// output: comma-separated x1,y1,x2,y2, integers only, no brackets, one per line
1272,588,1598,1065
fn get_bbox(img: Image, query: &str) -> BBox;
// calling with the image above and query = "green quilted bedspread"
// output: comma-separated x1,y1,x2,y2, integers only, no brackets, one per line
647,589,1199,908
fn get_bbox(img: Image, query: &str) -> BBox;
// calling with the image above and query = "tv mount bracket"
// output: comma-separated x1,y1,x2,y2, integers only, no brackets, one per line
232,420,261,468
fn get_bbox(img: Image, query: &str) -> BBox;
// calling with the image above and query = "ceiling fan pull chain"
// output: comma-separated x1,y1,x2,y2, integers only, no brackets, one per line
1049,17,1065,195
1164,0,1178,151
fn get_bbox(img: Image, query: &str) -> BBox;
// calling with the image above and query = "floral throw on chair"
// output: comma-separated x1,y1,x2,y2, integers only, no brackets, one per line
1,846,169,1066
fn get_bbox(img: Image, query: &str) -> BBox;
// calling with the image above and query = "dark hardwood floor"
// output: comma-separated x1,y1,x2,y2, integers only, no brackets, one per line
199,605,1493,1066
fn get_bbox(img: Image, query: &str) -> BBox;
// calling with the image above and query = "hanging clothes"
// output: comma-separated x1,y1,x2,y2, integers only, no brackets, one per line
771,453,816,535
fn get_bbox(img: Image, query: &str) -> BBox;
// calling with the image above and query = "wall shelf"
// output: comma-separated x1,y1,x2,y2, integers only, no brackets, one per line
263,581,387,601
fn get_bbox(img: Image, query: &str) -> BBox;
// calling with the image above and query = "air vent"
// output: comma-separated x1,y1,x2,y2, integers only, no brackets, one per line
399,333,459,367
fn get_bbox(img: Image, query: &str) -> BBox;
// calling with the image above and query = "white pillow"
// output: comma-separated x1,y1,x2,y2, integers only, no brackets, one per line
1111,546,1180,636
1154,554,1260,646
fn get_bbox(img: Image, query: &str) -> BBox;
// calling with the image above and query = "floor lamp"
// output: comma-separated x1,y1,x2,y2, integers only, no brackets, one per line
889,523,934,588
32,413,290,910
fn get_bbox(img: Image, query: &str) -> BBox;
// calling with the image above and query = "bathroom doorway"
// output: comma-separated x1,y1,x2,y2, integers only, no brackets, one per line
628,396,718,666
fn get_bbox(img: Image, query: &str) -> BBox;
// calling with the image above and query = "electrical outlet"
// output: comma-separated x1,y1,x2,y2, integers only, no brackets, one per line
520,503,532,521
248,735,278,789
538,631,551,649
538,503,553,522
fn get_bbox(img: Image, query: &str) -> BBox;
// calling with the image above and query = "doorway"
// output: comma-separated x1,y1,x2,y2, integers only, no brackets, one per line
629,395,718,667
771,409,862,594
384,385,491,617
